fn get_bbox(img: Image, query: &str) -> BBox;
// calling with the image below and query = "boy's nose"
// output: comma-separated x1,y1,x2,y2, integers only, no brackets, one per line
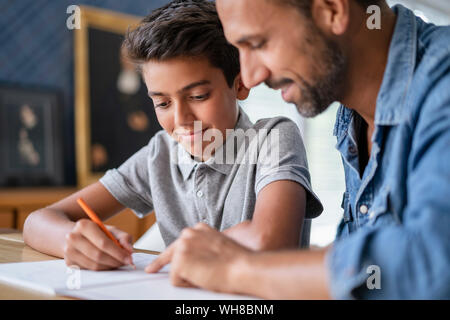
174,102,196,127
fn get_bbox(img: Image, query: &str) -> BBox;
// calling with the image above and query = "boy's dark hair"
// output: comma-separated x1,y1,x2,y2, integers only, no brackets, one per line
123,0,240,88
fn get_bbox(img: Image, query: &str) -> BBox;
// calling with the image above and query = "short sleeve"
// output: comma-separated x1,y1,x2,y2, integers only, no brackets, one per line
254,117,323,218
99,139,155,219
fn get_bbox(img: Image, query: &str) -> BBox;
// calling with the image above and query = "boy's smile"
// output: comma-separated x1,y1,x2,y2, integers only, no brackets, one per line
142,56,249,161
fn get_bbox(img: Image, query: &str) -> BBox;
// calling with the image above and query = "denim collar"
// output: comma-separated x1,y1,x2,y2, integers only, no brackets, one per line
374,4,417,126
177,105,253,180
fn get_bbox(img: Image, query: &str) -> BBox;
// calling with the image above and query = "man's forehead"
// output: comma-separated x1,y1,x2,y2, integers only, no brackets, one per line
216,0,273,41
216,0,271,21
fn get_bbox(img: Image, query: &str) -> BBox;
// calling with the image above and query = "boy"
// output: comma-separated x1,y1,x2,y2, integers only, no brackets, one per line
23,0,322,271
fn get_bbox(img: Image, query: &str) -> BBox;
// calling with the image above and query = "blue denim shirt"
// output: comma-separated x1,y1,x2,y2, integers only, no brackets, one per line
326,5,450,299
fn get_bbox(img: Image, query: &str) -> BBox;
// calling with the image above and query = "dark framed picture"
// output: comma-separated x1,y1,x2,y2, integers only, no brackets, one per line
0,84,64,187
75,6,162,187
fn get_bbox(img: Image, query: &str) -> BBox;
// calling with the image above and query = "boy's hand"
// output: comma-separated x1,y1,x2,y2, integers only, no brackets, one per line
63,219,133,271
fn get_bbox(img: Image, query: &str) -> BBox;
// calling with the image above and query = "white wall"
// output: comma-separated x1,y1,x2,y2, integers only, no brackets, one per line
387,0,450,25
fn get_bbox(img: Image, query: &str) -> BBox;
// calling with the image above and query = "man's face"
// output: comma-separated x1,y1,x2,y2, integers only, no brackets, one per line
216,0,347,117
142,56,240,159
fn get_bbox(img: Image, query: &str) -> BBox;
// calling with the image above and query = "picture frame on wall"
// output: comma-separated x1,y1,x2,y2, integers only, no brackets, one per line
0,84,64,187
74,6,162,188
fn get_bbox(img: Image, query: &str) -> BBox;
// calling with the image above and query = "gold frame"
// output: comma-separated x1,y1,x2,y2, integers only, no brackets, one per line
74,6,141,188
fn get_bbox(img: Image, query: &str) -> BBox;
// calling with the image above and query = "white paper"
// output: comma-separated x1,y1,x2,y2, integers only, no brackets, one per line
0,253,255,300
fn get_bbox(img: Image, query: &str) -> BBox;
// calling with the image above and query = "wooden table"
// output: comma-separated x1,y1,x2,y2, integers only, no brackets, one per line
0,188,156,242
0,232,158,299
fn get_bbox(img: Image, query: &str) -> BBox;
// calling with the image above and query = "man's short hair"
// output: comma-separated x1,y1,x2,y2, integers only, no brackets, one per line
123,0,240,88
270,0,383,16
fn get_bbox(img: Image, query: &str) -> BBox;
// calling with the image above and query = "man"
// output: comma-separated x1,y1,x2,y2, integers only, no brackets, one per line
146,0,450,299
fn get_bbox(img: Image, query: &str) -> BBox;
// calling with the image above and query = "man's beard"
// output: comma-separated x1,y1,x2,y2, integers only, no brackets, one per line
266,32,347,118
296,37,346,118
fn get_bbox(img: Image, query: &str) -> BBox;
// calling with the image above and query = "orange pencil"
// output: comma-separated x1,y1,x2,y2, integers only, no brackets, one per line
76,197,135,269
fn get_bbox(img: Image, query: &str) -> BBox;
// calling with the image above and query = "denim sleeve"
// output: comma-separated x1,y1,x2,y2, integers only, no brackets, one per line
326,75,450,299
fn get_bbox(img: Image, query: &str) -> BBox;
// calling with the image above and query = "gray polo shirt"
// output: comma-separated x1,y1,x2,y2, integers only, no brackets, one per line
100,107,322,245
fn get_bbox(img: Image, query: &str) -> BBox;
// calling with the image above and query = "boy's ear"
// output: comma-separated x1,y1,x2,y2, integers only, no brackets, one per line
234,74,250,100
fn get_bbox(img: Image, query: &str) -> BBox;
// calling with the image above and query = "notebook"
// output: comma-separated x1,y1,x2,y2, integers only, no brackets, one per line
0,253,255,300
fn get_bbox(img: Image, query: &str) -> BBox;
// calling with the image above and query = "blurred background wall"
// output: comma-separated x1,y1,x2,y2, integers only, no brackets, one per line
0,0,167,186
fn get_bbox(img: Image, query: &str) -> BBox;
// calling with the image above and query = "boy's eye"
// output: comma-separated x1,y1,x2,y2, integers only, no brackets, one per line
155,101,170,109
191,93,210,101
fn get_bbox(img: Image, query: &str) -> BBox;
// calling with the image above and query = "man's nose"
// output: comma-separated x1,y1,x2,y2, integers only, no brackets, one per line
240,51,270,89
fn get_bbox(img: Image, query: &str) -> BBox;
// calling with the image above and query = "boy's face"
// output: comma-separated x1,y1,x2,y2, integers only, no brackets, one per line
142,56,247,160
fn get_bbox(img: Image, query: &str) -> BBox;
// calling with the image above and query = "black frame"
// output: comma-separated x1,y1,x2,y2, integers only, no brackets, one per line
0,84,64,187
87,27,161,173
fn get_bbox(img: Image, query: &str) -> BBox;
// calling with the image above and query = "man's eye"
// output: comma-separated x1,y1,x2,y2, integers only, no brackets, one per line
250,40,266,50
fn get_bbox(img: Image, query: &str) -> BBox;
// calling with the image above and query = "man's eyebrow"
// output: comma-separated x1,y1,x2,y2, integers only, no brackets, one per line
148,80,211,97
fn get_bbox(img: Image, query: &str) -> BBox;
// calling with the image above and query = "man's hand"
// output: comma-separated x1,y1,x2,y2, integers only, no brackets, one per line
145,223,252,293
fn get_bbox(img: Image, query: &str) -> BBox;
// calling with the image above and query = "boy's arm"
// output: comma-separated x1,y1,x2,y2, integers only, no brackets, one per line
222,118,321,251
223,180,306,250
23,181,132,267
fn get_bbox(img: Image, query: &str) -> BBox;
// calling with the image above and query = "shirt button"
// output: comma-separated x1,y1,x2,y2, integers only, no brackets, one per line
348,146,357,154
196,190,204,198
359,205,369,214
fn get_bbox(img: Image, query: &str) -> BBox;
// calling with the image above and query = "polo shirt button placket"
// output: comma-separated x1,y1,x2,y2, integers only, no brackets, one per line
194,165,207,223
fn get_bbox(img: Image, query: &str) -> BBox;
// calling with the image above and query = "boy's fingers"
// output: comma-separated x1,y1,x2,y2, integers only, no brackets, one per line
65,246,111,271
68,232,124,268
120,235,134,254
145,243,175,273
109,227,134,253
79,220,131,264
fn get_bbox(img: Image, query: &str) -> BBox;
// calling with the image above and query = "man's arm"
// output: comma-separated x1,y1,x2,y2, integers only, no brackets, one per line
230,245,331,299
146,223,331,299
326,72,450,299
223,180,306,250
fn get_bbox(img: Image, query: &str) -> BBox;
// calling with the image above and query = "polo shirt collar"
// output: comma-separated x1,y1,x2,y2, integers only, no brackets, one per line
177,105,253,180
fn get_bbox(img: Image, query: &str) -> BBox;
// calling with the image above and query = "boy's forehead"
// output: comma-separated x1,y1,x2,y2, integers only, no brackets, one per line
143,56,209,75
142,57,221,93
